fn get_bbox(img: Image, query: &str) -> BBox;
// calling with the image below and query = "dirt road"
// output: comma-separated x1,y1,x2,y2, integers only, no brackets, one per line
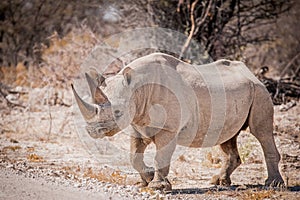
0,168,112,200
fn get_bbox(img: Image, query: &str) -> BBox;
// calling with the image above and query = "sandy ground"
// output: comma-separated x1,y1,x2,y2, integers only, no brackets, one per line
0,87,299,199
0,168,110,200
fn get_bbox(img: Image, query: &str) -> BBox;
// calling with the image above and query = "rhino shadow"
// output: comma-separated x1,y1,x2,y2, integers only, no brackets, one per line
171,184,300,195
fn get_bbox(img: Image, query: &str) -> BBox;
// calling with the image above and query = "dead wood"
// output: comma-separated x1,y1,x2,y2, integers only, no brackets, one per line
257,67,300,105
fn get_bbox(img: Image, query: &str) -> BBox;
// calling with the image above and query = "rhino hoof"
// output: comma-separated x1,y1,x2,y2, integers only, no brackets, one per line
143,167,155,183
148,179,172,192
135,169,155,188
210,175,231,186
135,181,148,188
265,177,285,188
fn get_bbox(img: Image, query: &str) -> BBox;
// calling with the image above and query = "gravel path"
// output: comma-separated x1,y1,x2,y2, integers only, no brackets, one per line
0,167,135,200
0,168,108,200
0,166,159,200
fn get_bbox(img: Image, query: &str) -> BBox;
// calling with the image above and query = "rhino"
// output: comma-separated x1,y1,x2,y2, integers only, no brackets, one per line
72,53,284,191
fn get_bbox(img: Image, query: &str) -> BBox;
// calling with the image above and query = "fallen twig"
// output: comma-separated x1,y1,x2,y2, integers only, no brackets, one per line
47,87,53,141
280,52,300,78
257,66,300,105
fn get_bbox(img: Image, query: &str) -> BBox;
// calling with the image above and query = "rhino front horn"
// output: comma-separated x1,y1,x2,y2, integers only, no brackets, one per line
71,84,98,121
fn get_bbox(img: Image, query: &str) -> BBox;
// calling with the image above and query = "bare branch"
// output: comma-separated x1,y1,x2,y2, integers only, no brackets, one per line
193,0,213,36
179,0,199,59
280,52,300,78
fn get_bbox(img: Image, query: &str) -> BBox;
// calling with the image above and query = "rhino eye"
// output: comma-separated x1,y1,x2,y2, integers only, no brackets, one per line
114,110,120,116
114,110,123,118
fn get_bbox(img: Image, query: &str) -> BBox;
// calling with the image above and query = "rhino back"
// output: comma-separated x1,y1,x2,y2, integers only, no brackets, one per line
176,59,256,147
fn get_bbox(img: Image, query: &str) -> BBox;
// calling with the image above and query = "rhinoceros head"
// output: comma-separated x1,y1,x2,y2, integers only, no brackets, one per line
72,68,134,139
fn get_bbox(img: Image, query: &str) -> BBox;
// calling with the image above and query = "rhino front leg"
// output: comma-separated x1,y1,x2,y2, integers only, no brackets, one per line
211,134,241,186
130,136,154,187
148,131,176,192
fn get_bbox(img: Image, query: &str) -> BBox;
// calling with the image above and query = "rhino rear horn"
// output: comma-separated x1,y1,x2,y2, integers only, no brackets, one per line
88,68,106,87
71,84,98,121
85,73,109,104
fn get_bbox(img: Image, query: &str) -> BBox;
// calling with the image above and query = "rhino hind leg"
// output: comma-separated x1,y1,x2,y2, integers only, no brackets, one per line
249,126,284,187
210,134,241,186
248,86,284,187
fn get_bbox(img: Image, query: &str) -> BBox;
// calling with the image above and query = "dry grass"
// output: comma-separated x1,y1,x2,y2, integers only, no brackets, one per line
202,147,222,168
139,187,157,195
83,167,127,185
27,153,44,162
237,189,276,200
26,147,35,152
238,141,253,163
2,145,22,152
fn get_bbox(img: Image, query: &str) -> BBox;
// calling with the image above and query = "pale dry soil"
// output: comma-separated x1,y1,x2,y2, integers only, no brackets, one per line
0,89,299,199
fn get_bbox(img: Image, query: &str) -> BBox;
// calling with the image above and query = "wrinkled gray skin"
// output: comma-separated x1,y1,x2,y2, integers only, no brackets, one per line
72,53,284,192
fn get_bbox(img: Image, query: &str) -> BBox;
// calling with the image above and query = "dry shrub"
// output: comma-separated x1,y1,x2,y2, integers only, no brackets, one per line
39,27,99,87
0,25,100,121
0,65,19,85
1,26,99,88
0,61,31,86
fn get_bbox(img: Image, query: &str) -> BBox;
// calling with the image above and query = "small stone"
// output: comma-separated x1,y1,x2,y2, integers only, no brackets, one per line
6,164,14,169
74,183,81,188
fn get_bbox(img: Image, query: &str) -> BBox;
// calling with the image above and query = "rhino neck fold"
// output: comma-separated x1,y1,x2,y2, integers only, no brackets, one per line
131,85,153,126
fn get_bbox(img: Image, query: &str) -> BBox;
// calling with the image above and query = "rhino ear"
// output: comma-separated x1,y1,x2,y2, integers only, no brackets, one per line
123,67,134,85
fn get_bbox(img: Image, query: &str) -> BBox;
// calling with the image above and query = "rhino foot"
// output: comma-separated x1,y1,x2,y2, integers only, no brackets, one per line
265,176,285,188
210,175,231,186
141,167,155,185
135,167,155,188
135,181,148,188
148,179,172,192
